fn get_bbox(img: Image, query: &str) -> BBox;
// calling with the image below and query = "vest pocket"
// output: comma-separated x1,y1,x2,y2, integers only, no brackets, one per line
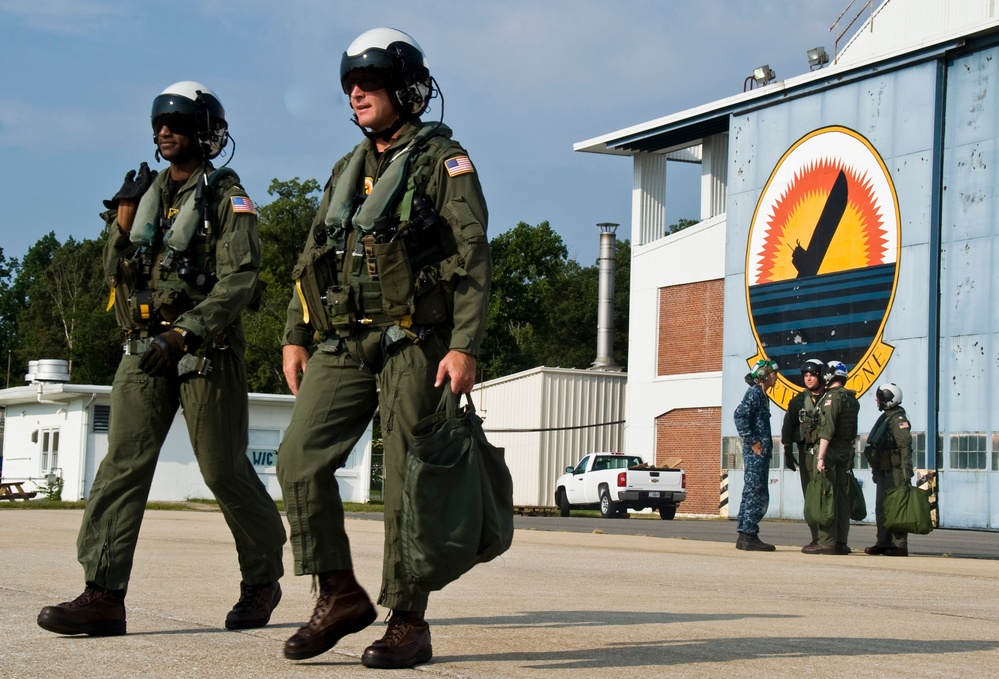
374,239,415,321
292,245,337,333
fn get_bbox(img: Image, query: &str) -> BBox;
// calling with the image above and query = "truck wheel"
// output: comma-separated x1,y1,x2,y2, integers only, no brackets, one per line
659,505,677,520
599,488,618,518
556,489,571,517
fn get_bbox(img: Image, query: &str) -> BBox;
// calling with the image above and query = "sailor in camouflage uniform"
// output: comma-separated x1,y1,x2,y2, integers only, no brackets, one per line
734,359,779,551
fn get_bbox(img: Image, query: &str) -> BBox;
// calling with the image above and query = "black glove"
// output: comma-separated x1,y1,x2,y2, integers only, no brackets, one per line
138,329,198,377
783,446,797,472
103,162,158,210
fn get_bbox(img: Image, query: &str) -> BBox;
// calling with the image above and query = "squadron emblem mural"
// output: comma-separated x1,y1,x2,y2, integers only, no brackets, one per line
745,126,900,409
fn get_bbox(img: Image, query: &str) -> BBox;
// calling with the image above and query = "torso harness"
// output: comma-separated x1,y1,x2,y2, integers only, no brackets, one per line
294,123,459,340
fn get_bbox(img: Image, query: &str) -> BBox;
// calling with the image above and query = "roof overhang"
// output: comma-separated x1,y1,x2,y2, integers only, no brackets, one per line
574,21,999,157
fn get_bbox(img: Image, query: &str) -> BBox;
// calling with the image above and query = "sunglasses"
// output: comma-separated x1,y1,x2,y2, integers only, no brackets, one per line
343,68,388,94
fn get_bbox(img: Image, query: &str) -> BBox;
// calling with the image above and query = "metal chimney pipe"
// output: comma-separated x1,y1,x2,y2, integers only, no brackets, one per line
591,222,622,371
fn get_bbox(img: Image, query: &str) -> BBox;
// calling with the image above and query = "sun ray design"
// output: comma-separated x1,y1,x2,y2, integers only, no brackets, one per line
755,158,887,283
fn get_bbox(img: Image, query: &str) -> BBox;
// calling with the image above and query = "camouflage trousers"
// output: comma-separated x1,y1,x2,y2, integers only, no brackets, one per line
737,447,772,536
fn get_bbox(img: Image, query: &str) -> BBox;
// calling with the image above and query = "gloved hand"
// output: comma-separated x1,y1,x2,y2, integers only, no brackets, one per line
138,328,198,377
783,446,797,472
103,162,158,210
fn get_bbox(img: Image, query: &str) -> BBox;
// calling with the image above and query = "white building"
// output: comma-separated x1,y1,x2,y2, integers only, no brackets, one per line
0,361,372,503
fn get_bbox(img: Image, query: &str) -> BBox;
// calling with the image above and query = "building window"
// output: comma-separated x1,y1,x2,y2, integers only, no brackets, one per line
93,405,110,433
992,433,999,471
39,428,60,473
949,433,987,470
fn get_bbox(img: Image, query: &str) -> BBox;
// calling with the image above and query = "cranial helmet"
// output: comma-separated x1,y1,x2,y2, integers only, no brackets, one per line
750,359,778,381
151,81,228,159
340,27,433,119
876,383,903,410
801,358,824,377
823,360,849,385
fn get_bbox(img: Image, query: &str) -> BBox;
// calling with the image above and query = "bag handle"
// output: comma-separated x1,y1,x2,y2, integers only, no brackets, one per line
434,380,478,420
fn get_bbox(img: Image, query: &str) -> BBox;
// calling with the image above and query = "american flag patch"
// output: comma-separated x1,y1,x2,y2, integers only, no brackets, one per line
445,156,474,177
899,421,909,429
231,196,256,214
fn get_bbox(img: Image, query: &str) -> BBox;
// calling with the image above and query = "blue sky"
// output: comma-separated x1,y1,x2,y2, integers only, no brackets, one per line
0,0,840,267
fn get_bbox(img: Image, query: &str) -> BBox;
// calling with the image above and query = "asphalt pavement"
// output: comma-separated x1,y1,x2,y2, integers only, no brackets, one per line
2,509,997,678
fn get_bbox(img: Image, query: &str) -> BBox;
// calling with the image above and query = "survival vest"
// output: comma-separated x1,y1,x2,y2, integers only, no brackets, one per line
105,167,243,332
293,122,461,337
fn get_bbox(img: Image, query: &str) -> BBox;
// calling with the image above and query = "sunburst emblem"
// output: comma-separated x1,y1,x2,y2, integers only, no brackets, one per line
745,126,900,408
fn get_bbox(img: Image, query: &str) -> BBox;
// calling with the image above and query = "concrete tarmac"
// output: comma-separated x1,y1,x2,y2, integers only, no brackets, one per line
2,509,998,678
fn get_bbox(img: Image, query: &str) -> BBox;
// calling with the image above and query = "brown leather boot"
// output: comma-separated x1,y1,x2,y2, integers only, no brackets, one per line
361,610,433,669
37,584,126,636
225,581,282,630
283,570,376,660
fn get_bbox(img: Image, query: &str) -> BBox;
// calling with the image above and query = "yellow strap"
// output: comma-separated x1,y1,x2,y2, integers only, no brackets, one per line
106,288,116,312
295,279,310,325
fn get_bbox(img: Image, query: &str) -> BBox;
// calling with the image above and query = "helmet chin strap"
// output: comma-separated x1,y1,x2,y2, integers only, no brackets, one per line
351,114,406,142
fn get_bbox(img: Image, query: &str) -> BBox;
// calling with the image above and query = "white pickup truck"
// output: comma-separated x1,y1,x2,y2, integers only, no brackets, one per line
554,452,686,519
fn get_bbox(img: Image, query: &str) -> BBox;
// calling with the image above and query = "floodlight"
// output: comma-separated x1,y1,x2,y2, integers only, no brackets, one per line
807,46,829,70
752,65,775,86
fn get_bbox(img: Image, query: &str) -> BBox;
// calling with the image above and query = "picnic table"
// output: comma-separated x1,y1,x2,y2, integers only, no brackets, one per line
0,482,37,501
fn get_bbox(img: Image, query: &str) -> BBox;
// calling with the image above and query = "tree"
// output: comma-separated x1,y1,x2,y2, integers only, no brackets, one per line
13,234,119,385
478,222,630,381
667,218,699,235
243,178,321,393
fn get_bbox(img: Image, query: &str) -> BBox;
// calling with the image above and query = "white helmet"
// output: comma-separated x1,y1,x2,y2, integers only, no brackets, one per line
823,360,848,385
340,28,433,119
876,383,902,410
151,81,229,159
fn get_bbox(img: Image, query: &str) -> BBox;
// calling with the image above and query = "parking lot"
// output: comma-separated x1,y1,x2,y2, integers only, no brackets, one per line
2,509,997,678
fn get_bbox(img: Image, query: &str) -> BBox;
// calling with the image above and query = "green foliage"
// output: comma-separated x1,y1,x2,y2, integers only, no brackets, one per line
243,178,320,393
478,222,629,381
667,218,699,235
7,232,118,386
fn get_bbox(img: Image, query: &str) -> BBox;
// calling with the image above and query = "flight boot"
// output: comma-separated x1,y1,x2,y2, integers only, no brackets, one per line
37,583,126,636
284,570,376,660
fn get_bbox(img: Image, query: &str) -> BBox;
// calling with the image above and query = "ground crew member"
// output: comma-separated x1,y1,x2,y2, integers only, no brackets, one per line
734,358,779,551
37,82,286,637
781,358,825,551
276,28,491,670
806,360,859,555
864,382,913,556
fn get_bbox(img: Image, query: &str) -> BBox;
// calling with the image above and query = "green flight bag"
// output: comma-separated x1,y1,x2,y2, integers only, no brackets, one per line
401,388,514,591
883,483,933,535
848,469,868,521
804,470,835,527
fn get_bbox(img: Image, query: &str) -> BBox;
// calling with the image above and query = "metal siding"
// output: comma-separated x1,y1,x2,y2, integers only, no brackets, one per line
474,369,626,507
940,47,999,504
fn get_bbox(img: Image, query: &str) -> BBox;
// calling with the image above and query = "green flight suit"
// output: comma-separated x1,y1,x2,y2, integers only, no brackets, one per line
782,387,824,542
815,385,859,548
277,121,491,612
77,164,286,591
868,406,914,549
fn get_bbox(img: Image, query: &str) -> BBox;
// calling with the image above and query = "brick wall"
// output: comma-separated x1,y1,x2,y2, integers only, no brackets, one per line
656,407,722,515
658,280,724,375
655,279,724,515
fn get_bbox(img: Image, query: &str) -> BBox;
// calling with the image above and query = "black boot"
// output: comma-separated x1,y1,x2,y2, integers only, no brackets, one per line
361,610,433,669
225,581,282,629
738,533,776,552
37,583,126,636
284,570,376,660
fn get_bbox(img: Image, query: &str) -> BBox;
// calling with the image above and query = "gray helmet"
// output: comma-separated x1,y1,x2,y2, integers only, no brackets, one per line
876,383,902,410
340,27,433,119
151,81,228,159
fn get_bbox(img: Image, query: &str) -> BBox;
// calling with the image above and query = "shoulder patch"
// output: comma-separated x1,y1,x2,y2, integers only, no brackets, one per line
445,156,475,177
230,196,256,214
823,399,832,407
898,420,910,429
